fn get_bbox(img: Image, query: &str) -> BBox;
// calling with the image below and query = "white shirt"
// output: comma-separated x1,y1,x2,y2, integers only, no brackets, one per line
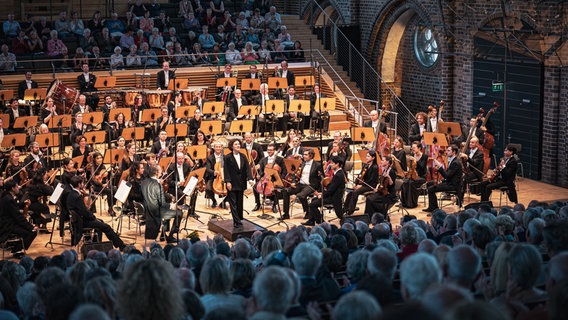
267,155,275,165
164,71,169,87
26,80,32,89
83,73,90,82
469,148,478,159
300,160,312,185
177,164,185,183
233,152,241,169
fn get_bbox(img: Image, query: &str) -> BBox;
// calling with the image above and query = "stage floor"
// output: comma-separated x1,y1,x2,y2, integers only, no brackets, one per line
6,177,567,261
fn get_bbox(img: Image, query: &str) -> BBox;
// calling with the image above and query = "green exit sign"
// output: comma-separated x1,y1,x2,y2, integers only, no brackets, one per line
492,81,504,92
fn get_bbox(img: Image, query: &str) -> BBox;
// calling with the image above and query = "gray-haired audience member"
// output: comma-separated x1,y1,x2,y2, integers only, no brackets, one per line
418,239,437,254
69,304,112,320
250,266,294,319
292,242,322,278
527,217,546,245
333,291,381,320
367,246,397,281
175,267,196,290
400,253,442,301
16,282,43,319
84,276,118,318
421,283,474,317
346,250,369,287
446,245,482,289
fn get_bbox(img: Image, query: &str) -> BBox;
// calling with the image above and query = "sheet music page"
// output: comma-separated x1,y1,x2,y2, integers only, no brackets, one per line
49,183,65,204
114,180,132,203
183,176,198,196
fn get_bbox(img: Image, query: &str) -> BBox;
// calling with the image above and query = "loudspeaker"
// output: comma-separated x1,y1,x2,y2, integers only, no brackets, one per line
464,201,493,211
81,241,113,260
341,214,370,225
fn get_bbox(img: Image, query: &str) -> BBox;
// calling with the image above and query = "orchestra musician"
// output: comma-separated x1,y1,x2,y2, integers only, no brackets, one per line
460,136,485,185
309,84,329,134
281,85,304,137
111,112,130,141
189,109,203,136
326,131,351,163
100,94,117,123
70,112,91,147
7,98,28,132
18,71,39,99
72,94,95,115
167,91,183,117
223,139,254,228
167,152,191,195
205,141,226,208
479,144,518,204
71,135,92,169
344,149,379,216
279,129,297,157
88,152,115,216
157,61,175,90
191,129,211,150
4,150,25,188
422,144,463,212
243,64,262,99
281,148,323,220
242,132,265,210
24,168,54,231
156,107,173,134
364,109,387,135
41,97,58,125
67,175,126,250
0,180,38,258
254,83,275,137
364,155,397,218
254,143,285,213
126,161,145,207
274,60,295,88
151,130,173,158
392,136,408,172
408,112,428,144
427,105,442,132
285,136,304,159
142,153,158,180
121,142,141,172
77,63,99,108
24,142,47,176
217,64,235,102
400,142,428,208
303,156,345,226
227,89,249,124
192,89,208,112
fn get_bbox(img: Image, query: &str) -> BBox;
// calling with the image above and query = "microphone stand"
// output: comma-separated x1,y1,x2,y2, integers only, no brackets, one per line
317,63,326,221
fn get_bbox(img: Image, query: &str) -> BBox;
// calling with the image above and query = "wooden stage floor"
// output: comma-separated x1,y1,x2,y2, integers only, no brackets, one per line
6,177,567,261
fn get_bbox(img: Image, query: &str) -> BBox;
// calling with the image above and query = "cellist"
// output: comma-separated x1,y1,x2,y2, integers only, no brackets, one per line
343,149,379,216
400,142,428,208
243,132,266,211
205,141,226,208
364,155,397,218
254,143,286,214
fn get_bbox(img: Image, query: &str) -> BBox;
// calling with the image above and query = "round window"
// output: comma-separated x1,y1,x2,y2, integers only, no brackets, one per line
414,26,439,67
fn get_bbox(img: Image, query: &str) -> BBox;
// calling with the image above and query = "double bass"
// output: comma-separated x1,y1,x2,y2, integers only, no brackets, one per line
479,102,499,173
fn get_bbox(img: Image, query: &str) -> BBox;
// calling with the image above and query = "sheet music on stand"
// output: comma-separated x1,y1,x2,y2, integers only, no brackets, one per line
50,183,65,204
114,180,132,204
182,176,199,196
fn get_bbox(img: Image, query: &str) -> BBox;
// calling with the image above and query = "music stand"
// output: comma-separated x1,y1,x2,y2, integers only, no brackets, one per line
241,78,261,92
296,75,315,88
1,133,27,150
438,122,462,137
141,109,162,123
84,131,107,146
202,101,225,118
186,145,208,161
200,120,223,137
24,88,47,102
305,147,322,162
237,105,260,120
316,98,336,112
284,158,302,175
357,149,377,163
176,106,197,119
83,111,104,127
133,73,151,89
103,148,124,165
14,116,38,131
216,77,237,89
94,76,116,90
36,133,59,167
262,100,284,143
423,132,449,148
289,100,310,114
267,77,288,93
122,127,145,141
168,78,188,91
109,108,132,122
351,127,376,143
48,115,72,129
158,156,173,172
0,114,9,128
0,90,14,102
72,155,85,169
229,120,254,135
166,123,188,138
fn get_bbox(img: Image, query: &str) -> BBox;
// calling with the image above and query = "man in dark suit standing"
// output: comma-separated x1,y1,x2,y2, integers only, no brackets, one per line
223,139,254,228
303,156,345,225
18,72,39,99
423,144,463,212
364,109,387,135
140,165,182,243
480,144,518,204
157,61,175,90
309,84,329,134
281,148,323,219
66,176,126,250
77,63,99,108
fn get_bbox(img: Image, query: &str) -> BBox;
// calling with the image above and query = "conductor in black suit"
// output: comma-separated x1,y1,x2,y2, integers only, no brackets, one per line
224,139,254,228
18,72,39,99
303,156,345,225
157,61,175,90
423,144,463,212
66,176,126,250
77,63,99,107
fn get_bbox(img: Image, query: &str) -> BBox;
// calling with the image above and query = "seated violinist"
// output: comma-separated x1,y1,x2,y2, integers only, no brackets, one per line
281,149,323,220
400,142,428,208
0,180,38,258
344,149,379,216
459,136,485,185
327,131,351,163
24,168,54,231
254,143,286,213
479,144,518,204
205,141,227,208
422,144,463,212
88,152,115,217
364,155,397,218
151,130,173,158
303,156,345,226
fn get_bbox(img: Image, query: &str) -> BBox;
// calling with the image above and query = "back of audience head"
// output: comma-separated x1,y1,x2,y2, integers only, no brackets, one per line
69,304,111,320
16,282,43,319
446,245,481,288
333,291,382,320
418,239,437,254
367,246,397,281
231,258,255,295
490,242,514,295
187,241,211,268
543,219,568,257
200,255,232,294
45,283,82,320
292,242,322,277
83,276,117,317
508,243,543,289
252,266,294,314
421,284,473,317
175,267,196,291
446,300,511,320
400,253,442,301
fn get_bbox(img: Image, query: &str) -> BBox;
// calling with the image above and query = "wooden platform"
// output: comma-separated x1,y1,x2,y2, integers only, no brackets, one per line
207,219,264,241
3,177,566,261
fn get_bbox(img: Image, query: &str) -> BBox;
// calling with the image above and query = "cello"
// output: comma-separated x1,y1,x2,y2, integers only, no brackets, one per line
212,159,227,196
255,163,281,196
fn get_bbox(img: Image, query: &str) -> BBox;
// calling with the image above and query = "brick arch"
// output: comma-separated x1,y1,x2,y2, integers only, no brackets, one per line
300,0,347,26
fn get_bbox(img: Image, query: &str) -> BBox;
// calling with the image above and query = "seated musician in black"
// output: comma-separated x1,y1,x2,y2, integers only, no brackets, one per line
66,176,125,250
480,144,518,204
364,155,397,218
151,130,173,158
254,143,286,214
423,144,463,212
344,149,379,216
205,141,226,208
0,180,37,257
400,142,428,208
459,136,485,191
303,156,345,226
25,168,54,231
88,152,115,217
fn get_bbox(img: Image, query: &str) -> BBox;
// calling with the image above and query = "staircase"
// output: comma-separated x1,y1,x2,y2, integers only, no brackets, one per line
281,15,376,125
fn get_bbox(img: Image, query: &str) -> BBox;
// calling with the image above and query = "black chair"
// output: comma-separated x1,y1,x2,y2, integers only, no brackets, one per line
69,210,96,246
1,236,25,259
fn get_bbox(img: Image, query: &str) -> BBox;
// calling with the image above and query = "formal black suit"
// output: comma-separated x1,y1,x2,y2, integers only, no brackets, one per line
77,72,99,107
463,148,485,182
66,188,125,249
307,168,345,222
426,156,463,209
151,140,173,157
227,96,249,122
344,162,379,214
167,162,191,192
140,177,181,240
282,93,304,134
285,146,304,159
157,70,176,90
244,72,263,98
0,193,37,252
253,94,276,137
408,123,427,144
309,93,329,132
275,69,295,87
480,156,518,203
23,153,48,178
72,104,94,115
364,120,387,134
282,160,323,217
18,79,38,99
6,108,28,132
365,167,398,216
224,152,253,225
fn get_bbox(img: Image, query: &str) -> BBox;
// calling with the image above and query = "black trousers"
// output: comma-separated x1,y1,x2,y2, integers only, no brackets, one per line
480,180,517,203
227,189,245,223
344,185,373,213
83,218,125,249
307,196,335,223
9,226,37,252
426,181,462,209
400,177,426,208
282,184,314,216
